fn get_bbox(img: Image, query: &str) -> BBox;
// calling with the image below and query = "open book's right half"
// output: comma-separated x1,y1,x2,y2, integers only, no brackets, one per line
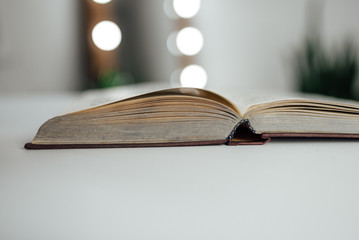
229,92,359,145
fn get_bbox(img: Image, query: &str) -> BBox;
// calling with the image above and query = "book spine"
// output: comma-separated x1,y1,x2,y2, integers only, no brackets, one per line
227,119,271,145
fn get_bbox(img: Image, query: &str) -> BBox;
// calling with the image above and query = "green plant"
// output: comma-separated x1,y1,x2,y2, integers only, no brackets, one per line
294,38,358,100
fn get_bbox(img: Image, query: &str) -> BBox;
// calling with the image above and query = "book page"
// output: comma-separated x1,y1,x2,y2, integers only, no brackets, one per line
214,88,359,115
62,84,359,117
212,88,359,134
61,84,242,116
61,83,171,115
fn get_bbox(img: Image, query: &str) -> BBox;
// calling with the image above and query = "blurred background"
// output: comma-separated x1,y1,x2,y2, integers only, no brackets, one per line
0,0,359,99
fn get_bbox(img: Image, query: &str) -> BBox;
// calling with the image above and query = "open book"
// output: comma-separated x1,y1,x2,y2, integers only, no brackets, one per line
25,85,359,149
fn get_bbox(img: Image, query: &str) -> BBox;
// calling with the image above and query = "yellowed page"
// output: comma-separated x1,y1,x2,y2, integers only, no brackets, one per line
214,88,359,115
62,84,241,116
61,83,170,115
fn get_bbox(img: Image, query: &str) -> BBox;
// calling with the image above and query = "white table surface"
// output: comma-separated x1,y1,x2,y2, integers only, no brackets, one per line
1,92,359,240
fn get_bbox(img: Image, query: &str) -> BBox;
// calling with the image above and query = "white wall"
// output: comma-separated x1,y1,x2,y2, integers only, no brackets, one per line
196,0,359,91
0,0,358,93
0,0,80,93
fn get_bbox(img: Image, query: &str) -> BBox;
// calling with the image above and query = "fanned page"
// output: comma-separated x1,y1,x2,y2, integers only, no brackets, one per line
27,85,242,148
62,84,240,116
217,89,359,115
211,89,308,116
216,88,359,135
61,83,170,115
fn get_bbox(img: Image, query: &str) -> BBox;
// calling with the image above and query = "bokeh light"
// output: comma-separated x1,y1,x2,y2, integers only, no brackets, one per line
91,21,122,51
92,0,112,4
176,27,203,56
180,65,207,88
173,0,201,19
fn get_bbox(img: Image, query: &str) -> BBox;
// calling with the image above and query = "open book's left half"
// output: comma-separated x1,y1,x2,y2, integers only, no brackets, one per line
25,88,245,149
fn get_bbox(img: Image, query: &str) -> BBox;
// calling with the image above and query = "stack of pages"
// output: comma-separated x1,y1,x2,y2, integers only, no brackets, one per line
25,85,359,149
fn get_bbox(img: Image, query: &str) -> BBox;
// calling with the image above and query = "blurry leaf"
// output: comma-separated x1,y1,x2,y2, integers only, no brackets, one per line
294,38,358,100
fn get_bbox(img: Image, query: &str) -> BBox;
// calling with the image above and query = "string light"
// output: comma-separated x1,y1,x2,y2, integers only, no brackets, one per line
166,0,207,88
173,0,201,19
176,27,203,56
92,0,112,4
92,21,122,51
180,65,207,88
